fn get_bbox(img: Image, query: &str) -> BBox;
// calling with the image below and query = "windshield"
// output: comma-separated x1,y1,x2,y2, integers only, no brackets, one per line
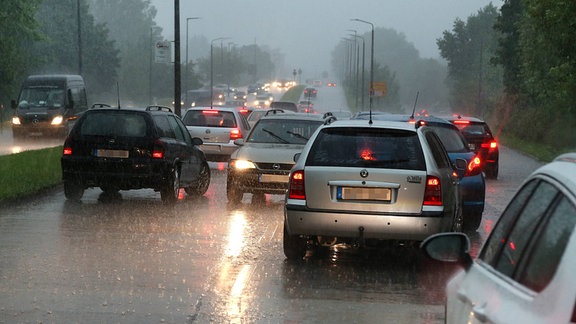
18,87,65,109
246,119,322,144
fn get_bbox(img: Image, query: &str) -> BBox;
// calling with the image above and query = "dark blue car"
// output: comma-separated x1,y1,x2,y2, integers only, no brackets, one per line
353,112,485,231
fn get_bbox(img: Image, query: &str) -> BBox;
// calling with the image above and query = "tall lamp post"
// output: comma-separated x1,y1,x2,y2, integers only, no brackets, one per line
210,37,229,109
185,17,201,106
346,30,358,109
351,18,374,111
350,34,365,110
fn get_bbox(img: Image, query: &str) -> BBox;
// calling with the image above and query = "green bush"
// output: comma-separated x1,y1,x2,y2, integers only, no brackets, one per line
0,146,63,203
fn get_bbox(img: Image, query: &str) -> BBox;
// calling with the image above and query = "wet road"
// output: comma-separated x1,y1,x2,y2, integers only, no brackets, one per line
0,147,543,323
0,86,546,322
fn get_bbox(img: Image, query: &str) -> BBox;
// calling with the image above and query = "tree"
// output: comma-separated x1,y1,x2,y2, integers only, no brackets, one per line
437,4,503,117
0,1,42,106
30,0,120,99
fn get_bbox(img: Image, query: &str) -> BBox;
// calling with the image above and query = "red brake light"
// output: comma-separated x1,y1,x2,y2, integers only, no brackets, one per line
229,128,242,140
202,110,219,114
481,141,498,150
152,140,164,159
289,170,305,199
63,147,72,155
465,156,482,176
453,120,470,125
423,176,442,206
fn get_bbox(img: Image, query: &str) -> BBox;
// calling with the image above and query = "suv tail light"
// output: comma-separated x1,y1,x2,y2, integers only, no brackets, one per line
152,140,164,159
423,176,442,206
465,156,482,176
288,170,305,199
230,128,242,140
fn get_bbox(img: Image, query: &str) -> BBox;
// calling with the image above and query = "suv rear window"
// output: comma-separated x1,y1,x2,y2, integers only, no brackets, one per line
80,111,148,137
183,110,237,128
306,128,426,170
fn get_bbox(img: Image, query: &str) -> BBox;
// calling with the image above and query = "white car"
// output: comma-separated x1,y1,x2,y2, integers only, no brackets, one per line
421,152,576,324
182,107,251,162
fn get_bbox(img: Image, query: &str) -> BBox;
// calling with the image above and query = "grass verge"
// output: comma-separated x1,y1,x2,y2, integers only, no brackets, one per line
0,146,63,203
500,134,571,163
280,85,304,102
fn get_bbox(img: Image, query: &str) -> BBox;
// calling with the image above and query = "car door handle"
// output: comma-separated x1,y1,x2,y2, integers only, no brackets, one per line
472,304,489,323
458,291,490,323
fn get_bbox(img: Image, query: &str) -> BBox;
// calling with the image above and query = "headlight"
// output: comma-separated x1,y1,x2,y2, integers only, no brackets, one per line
51,115,64,125
230,159,256,170
12,116,21,125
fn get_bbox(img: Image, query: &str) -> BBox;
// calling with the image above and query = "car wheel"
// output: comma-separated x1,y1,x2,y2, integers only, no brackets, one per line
283,223,307,261
185,162,210,196
226,176,243,204
484,163,499,179
64,181,84,201
463,210,483,231
161,166,180,204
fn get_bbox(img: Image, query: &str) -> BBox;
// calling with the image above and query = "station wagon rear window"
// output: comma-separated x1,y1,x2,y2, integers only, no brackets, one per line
306,128,426,170
183,110,237,128
80,111,148,137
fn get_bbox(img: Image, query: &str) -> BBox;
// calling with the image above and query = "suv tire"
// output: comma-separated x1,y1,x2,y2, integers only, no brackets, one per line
64,181,84,201
464,210,482,231
161,167,180,204
185,162,210,196
283,224,307,260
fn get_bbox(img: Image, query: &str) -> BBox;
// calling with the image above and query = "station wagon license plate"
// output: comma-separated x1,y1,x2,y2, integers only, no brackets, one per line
259,174,289,183
94,149,129,158
337,187,391,201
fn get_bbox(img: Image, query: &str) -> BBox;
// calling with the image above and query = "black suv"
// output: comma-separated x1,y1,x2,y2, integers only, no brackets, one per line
442,114,499,179
61,105,210,203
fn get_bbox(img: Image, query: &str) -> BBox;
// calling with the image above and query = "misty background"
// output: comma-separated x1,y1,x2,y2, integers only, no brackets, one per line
152,0,494,76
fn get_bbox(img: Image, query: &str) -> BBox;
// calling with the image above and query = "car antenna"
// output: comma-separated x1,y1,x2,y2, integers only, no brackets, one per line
410,91,420,120
117,81,121,109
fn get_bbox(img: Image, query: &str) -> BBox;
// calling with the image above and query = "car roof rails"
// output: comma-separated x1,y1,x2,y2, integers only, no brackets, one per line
145,105,173,113
91,103,112,109
323,116,337,125
264,109,285,116
322,112,334,119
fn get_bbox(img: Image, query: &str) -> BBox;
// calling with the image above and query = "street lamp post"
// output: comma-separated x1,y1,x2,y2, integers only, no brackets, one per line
185,17,200,107
347,30,359,109
210,37,229,109
350,34,365,109
351,18,374,111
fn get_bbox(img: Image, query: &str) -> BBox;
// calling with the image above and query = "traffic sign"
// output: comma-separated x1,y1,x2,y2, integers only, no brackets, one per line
372,81,387,97
154,41,171,64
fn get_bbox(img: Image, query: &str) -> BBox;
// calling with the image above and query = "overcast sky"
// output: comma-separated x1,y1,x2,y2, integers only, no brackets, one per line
150,0,497,78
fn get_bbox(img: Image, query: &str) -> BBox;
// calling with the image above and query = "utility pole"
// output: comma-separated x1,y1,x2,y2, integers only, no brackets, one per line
174,0,181,116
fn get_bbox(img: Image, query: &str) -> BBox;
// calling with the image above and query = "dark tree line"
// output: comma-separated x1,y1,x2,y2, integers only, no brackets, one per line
439,1,575,153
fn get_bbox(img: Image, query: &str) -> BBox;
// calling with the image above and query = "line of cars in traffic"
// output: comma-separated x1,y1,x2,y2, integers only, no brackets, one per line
58,98,576,323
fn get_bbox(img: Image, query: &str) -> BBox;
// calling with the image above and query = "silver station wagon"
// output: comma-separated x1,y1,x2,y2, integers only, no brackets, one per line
283,119,465,260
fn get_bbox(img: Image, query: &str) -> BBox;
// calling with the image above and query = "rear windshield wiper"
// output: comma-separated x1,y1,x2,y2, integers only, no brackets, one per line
286,130,309,141
262,128,289,143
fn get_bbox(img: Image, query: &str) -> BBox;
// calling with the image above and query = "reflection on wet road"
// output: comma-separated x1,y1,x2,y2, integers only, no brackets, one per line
0,117,544,322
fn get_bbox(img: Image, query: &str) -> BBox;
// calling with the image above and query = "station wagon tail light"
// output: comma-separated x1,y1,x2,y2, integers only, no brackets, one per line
423,176,442,206
63,137,73,155
466,156,482,176
152,140,164,159
229,128,242,140
289,170,305,199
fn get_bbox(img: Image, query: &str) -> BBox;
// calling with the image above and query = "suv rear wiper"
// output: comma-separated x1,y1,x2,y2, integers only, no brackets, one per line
262,128,289,143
